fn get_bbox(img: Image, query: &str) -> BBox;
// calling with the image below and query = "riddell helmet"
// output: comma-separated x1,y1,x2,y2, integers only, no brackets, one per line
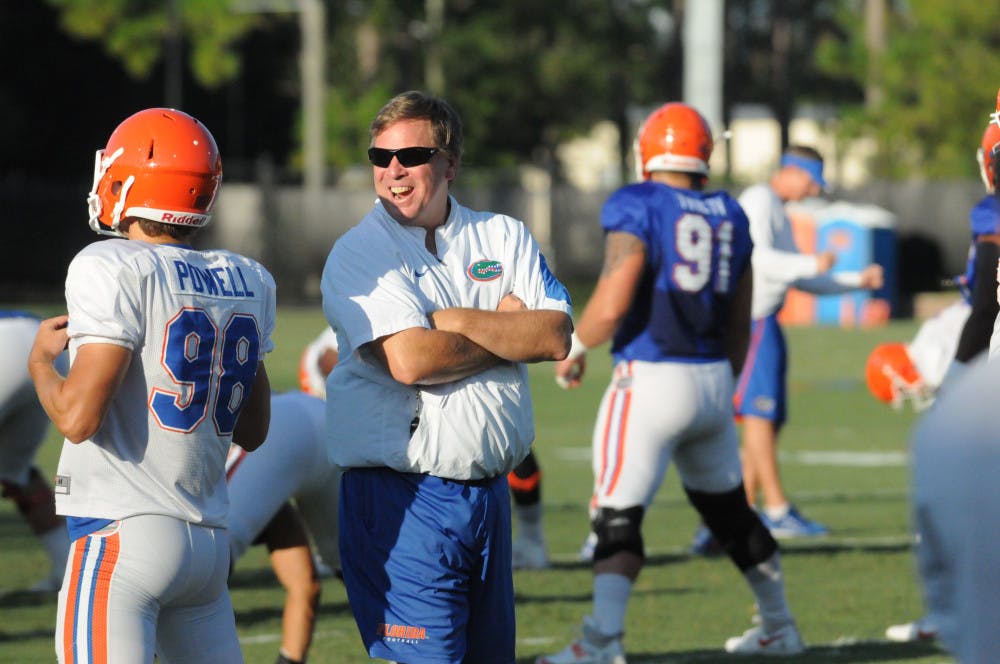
87,108,222,237
633,102,713,181
865,343,932,411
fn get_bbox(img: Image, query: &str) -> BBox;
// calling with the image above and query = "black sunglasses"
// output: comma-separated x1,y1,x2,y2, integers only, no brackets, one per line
367,146,440,168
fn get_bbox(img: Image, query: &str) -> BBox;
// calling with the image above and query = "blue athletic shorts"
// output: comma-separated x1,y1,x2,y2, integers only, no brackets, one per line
338,467,514,664
734,314,787,427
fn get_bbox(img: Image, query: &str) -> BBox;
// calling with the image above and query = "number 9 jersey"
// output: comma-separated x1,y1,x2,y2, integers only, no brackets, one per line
54,238,276,528
601,181,753,363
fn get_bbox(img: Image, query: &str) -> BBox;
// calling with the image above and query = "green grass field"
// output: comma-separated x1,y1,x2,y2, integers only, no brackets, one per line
0,303,955,663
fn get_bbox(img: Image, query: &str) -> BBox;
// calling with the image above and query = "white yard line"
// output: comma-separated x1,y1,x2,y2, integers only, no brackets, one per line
555,446,909,467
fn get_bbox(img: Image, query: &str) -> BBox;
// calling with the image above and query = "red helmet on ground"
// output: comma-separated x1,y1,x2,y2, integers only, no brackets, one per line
633,102,713,181
87,108,222,237
865,342,930,410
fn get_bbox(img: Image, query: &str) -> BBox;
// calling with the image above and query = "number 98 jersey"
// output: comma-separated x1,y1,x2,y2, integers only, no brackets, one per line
601,181,753,363
54,238,276,528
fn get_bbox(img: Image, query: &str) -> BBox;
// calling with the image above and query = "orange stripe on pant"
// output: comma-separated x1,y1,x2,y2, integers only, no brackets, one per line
605,389,632,496
90,533,121,664
597,362,633,499
62,531,121,664
62,538,87,662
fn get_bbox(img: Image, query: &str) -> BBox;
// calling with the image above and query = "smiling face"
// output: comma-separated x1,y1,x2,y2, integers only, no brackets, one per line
372,118,457,230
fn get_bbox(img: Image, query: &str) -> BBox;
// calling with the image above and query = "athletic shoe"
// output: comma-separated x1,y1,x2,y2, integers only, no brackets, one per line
761,505,829,539
536,616,626,664
885,617,938,642
512,536,550,570
689,525,724,557
578,531,598,562
724,621,805,655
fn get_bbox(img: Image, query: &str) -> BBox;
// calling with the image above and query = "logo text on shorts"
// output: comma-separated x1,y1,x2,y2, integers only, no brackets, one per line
377,622,427,643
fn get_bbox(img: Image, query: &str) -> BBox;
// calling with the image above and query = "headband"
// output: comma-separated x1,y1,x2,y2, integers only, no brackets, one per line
781,153,827,190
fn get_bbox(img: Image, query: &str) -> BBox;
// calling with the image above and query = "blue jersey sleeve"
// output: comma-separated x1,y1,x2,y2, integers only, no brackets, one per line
969,195,1000,239
961,195,1000,300
601,183,658,266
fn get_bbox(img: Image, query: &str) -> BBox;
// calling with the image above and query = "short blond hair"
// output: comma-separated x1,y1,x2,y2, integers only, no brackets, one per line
369,91,463,163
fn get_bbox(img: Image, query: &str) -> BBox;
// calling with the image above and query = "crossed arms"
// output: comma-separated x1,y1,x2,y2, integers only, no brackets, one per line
368,293,572,386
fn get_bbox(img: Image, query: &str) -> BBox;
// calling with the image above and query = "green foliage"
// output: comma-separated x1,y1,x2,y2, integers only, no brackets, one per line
317,0,679,172
321,85,396,170
817,1,1000,178
46,0,260,87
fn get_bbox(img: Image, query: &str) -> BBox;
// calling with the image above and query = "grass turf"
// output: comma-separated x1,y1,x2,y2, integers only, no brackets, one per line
0,303,954,663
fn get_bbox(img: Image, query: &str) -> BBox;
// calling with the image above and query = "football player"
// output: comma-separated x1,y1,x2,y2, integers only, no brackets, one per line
907,342,1000,662
887,97,1000,645
542,102,804,662
0,311,69,593
29,108,275,663
226,390,341,664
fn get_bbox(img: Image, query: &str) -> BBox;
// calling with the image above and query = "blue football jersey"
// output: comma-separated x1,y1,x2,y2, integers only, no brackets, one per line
601,180,753,363
959,194,1000,301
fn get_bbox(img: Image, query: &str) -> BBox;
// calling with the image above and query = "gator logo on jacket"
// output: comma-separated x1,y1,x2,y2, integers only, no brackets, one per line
466,259,503,282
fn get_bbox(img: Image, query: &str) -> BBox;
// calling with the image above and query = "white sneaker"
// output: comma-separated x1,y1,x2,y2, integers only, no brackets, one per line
513,536,549,570
885,617,938,642
724,622,805,655
578,532,597,562
536,616,626,664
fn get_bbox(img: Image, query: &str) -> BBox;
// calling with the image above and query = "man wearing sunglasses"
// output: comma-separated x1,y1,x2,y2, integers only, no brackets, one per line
321,90,573,664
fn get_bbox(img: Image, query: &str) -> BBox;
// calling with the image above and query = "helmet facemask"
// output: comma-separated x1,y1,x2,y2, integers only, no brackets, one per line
87,147,130,237
880,364,934,412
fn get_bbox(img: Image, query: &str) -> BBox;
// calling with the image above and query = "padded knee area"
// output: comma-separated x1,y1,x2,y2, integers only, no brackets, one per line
685,484,777,570
508,451,541,505
591,506,645,562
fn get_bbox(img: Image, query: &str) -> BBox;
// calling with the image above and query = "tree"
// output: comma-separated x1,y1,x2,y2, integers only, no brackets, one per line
724,1,858,150
45,0,262,89
816,1,1000,178
317,0,682,176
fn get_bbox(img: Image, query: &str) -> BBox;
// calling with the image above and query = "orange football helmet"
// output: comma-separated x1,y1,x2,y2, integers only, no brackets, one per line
633,102,713,181
865,342,931,411
298,327,339,398
87,108,222,237
977,88,1000,193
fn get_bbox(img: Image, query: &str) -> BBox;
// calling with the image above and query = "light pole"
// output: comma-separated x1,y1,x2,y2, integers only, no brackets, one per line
232,0,327,193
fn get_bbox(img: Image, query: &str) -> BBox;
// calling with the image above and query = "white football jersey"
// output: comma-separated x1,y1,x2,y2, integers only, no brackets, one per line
54,238,276,528
908,299,970,390
0,313,67,484
225,391,338,562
